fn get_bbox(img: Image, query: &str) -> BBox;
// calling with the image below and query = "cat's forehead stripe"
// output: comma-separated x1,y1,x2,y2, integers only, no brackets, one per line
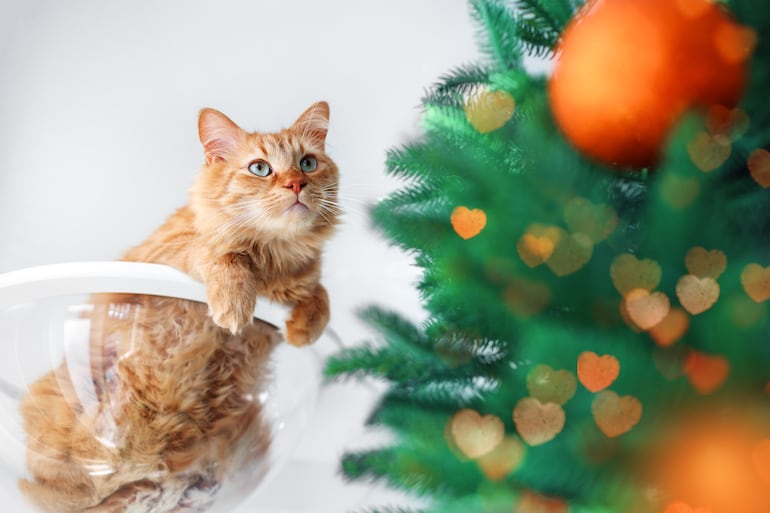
245,133,309,169
249,134,304,156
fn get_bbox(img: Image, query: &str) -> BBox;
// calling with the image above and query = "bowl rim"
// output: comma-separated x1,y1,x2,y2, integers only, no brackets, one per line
0,261,290,327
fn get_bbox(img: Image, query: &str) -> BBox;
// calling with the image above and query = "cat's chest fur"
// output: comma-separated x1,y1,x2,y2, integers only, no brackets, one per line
125,205,324,306
242,238,322,303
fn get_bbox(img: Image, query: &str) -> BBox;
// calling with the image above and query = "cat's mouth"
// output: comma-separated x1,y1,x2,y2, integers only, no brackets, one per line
284,201,310,215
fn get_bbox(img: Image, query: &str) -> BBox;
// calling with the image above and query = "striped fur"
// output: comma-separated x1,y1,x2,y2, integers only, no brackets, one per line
128,101,340,343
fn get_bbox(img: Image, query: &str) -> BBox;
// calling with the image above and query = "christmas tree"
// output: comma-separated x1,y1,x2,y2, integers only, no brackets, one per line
327,0,770,512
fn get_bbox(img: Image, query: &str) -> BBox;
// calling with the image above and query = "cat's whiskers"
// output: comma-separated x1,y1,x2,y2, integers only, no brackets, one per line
319,196,369,221
318,182,383,221
315,198,344,219
314,202,337,227
331,194,369,207
308,188,343,221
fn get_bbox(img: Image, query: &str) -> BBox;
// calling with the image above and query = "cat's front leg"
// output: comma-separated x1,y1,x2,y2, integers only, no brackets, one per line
285,283,330,346
202,253,258,334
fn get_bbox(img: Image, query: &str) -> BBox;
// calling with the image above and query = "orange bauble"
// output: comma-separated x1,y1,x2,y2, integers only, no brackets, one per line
549,0,754,168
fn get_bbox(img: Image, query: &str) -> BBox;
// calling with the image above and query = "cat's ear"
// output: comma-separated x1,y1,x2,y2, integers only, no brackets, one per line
198,108,244,164
292,101,329,147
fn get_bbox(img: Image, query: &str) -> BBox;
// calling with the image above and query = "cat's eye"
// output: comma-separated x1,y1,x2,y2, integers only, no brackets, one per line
300,156,318,173
248,160,272,177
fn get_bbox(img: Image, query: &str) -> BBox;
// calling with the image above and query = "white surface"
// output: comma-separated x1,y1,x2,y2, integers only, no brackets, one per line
0,1,547,511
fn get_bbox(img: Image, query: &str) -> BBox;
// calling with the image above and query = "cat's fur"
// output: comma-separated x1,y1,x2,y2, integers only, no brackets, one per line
19,102,340,512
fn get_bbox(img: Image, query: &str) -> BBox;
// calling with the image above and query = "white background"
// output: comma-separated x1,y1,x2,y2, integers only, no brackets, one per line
0,2,543,512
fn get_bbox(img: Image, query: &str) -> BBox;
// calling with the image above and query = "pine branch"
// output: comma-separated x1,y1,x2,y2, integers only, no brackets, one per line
327,308,507,387
385,142,455,185
375,183,444,221
341,429,487,498
325,344,449,384
385,376,501,409
512,0,578,35
506,0,586,57
514,18,558,57
358,307,430,347
424,326,510,366
341,449,442,494
326,308,443,382
370,209,450,255
367,398,450,430
341,449,398,481
470,0,523,69
422,64,491,109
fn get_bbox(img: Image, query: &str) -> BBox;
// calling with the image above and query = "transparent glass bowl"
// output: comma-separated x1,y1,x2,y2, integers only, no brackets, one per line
0,263,321,513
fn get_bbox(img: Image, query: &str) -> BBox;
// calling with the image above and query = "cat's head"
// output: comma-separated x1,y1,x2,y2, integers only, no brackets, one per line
191,102,340,246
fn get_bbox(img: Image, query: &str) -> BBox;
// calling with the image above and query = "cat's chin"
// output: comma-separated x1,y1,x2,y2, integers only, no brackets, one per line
277,202,317,232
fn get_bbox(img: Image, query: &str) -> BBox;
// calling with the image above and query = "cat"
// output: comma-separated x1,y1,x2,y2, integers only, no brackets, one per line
18,102,340,512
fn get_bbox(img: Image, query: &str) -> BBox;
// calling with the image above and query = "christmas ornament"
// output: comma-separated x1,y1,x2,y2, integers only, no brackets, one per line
751,439,770,486
663,501,710,513
549,0,753,168
651,415,770,513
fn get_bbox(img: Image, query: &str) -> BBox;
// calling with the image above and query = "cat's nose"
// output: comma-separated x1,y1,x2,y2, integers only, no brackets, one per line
284,177,308,195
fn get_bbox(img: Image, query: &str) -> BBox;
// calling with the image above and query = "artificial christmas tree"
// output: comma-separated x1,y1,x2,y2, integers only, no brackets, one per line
327,0,770,512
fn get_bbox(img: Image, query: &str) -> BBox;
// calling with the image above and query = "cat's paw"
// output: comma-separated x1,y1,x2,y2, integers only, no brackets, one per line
284,320,313,347
207,287,256,335
284,285,330,346
211,306,253,335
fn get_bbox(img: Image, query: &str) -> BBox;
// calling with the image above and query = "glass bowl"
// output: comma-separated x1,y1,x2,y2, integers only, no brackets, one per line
0,263,321,513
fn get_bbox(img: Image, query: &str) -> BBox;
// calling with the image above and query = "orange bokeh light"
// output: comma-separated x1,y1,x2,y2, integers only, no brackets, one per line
645,413,770,513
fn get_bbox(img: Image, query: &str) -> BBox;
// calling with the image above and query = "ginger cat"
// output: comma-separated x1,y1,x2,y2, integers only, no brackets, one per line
19,102,340,512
